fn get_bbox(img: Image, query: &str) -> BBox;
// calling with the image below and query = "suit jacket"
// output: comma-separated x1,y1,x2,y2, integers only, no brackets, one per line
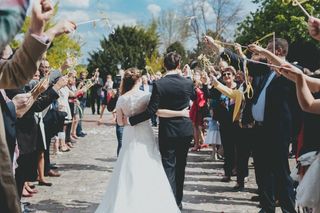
6,87,59,155
0,98,17,161
221,48,302,143
129,74,196,138
91,77,104,96
0,32,49,89
0,28,48,213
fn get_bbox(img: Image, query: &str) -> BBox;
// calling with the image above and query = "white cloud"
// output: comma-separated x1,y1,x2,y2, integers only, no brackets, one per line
61,0,90,8
147,4,161,17
107,12,137,27
58,10,90,23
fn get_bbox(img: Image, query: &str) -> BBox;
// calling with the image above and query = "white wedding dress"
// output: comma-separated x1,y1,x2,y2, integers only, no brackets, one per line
95,89,180,213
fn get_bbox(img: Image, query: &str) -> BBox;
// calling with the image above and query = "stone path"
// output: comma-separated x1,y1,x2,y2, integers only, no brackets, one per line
24,111,267,213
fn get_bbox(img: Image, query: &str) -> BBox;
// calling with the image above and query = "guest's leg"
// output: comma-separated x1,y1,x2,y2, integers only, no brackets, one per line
91,93,96,114
236,128,251,187
15,155,26,198
274,145,296,213
116,124,124,156
96,94,101,114
38,151,47,183
220,126,235,177
44,136,51,176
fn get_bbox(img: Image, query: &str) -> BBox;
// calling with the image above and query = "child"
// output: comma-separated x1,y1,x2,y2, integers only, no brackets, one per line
204,110,221,160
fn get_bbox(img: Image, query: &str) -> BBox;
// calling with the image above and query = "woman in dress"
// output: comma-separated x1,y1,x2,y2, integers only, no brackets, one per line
95,68,189,213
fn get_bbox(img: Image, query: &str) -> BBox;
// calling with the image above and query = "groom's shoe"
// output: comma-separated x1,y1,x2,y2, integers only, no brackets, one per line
178,203,182,210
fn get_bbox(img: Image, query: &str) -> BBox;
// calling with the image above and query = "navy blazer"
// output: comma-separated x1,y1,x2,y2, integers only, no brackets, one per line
0,94,16,161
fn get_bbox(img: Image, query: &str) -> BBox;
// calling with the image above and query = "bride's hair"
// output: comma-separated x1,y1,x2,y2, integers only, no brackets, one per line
120,68,141,95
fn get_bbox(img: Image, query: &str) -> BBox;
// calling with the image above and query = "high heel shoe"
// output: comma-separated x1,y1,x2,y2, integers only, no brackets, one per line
71,134,79,139
60,146,70,152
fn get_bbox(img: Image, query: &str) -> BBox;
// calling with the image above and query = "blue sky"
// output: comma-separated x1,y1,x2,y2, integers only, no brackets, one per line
50,0,259,64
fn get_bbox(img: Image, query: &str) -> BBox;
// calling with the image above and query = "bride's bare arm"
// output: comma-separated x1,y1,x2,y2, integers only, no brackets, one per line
116,108,125,126
156,108,189,118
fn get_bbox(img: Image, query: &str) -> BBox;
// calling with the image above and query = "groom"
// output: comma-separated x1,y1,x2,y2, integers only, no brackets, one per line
128,52,195,209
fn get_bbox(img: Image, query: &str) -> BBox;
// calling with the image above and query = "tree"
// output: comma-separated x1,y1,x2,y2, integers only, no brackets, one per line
87,25,159,79
157,9,190,49
235,0,320,71
145,52,163,74
166,41,188,66
183,0,243,44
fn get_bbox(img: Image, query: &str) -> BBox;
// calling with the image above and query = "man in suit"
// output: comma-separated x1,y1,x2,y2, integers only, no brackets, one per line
128,52,195,209
90,68,104,114
206,36,301,213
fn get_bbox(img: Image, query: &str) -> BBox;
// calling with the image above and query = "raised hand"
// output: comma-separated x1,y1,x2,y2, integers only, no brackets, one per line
280,63,304,82
203,35,223,53
30,0,54,36
12,93,34,118
308,17,320,41
248,44,265,54
45,20,76,40
53,76,69,91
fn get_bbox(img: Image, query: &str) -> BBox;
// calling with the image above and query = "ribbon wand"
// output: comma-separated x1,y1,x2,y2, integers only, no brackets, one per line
292,0,311,18
76,18,108,26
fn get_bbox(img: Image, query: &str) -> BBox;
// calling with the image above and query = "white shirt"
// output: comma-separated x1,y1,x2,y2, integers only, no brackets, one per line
143,84,150,93
252,72,276,122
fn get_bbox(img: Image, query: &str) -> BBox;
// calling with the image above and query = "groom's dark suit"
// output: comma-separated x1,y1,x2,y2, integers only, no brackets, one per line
129,74,195,206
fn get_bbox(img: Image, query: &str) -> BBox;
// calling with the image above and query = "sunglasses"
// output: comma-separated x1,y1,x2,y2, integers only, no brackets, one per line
222,72,232,77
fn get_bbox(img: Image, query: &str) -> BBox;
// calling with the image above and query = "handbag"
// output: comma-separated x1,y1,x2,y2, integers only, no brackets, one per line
43,107,67,138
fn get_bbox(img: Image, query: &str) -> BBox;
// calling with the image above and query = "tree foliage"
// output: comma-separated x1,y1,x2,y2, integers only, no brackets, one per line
236,0,320,45
87,25,159,78
235,0,320,70
166,41,188,66
157,10,190,49
10,3,81,69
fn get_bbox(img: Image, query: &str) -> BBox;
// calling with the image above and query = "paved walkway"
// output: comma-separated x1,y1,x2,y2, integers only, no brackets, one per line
25,111,263,213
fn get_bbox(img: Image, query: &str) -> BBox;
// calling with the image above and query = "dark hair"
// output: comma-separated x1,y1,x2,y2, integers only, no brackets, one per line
268,38,289,57
164,52,181,71
120,68,141,95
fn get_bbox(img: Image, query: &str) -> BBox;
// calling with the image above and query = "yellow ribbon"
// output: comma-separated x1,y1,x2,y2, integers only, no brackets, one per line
282,0,309,5
242,58,254,99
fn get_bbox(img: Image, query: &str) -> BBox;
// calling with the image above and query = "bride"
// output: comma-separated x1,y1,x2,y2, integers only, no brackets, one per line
95,68,189,213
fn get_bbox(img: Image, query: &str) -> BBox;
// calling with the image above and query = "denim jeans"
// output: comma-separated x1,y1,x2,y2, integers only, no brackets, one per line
76,98,87,135
116,124,124,156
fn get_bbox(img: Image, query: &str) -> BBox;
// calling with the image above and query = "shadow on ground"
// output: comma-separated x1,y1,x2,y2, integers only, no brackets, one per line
58,163,113,173
30,199,99,213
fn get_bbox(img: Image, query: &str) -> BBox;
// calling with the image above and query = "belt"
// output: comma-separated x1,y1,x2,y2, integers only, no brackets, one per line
254,121,264,127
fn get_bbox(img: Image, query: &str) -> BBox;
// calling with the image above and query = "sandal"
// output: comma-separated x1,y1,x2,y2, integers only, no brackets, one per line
60,146,70,152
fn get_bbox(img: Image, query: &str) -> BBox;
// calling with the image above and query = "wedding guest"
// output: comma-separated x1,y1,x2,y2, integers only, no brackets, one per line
0,1,75,212
90,68,103,115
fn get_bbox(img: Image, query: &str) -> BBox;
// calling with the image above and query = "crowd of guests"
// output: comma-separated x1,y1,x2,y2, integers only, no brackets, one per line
177,18,320,212
1,1,320,213
0,1,91,212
